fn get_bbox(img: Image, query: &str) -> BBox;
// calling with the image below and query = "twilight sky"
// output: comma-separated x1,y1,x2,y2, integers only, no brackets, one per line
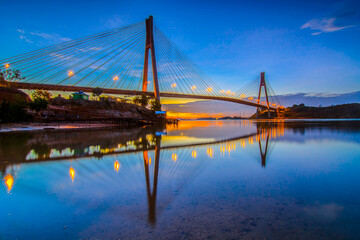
1,0,360,117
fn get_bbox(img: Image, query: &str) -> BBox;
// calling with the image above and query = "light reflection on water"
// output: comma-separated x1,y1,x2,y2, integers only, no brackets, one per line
1,120,360,239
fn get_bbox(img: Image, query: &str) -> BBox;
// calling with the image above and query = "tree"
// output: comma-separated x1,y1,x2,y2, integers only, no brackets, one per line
92,87,103,100
0,69,26,82
133,94,149,107
29,98,48,113
150,98,162,111
29,90,50,113
31,90,52,101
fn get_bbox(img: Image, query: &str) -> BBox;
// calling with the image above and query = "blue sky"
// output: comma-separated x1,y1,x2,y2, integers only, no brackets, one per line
0,0,359,95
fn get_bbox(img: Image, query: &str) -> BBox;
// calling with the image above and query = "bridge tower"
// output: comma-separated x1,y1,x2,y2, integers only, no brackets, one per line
256,72,271,118
142,16,160,102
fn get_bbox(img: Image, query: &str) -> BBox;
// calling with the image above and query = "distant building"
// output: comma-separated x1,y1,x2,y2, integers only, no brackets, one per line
71,90,89,100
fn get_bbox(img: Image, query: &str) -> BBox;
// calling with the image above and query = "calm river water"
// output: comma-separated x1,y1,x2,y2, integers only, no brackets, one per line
1,120,360,239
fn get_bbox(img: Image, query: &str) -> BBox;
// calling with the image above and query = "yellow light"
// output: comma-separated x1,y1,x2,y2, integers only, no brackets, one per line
192,150,197,158
248,97,253,101
114,160,120,173
226,90,231,95
148,81,150,84
207,87,213,92
220,90,225,93
69,167,75,182
172,153,177,161
240,94,245,98
4,64,10,69
272,103,276,106
4,174,14,192
68,70,74,77
171,83,177,88
191,85,196,90
149,157,152,165
113,76,119,81
207,148,213,158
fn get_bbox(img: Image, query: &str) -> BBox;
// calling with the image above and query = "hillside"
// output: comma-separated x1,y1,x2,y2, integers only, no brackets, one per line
254,103,360,119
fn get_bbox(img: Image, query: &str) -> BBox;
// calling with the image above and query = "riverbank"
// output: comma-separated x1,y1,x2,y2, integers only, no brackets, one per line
0,122,126,133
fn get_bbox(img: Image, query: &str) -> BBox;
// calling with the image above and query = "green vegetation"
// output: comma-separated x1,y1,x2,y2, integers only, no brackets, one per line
0,98,30,123
149,98,162,111
133,94,150,107
28,90,51,113
92,87,103,100
279,103,360,119
0,69,26,82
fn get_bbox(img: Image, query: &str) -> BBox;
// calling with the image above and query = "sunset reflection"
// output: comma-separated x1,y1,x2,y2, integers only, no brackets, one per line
114,160,120,173
69,167,75,182
4,174,14,192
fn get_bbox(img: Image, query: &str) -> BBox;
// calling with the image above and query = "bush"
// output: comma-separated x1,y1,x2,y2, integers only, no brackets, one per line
0,99,30,123
29,98,48,113
150,98,162,111
133,94,149,107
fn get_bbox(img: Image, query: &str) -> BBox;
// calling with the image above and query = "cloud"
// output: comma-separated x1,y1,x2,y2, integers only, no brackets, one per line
17,29,33,43
102,14,130,29
301,17,354,35
17,29,72,45
301,0,360,35
29,32,72,43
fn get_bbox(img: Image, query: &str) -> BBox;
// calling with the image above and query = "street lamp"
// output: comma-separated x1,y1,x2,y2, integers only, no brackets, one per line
4,64,10,69
113,76,119,81
68,70,74,85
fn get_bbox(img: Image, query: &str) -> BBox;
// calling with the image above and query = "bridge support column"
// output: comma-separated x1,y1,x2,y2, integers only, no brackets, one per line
142,16,160,103
255,72,271,118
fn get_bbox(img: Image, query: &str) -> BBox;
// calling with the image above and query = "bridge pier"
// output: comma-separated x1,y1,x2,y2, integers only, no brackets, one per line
142,16,160,103
255,72,271,118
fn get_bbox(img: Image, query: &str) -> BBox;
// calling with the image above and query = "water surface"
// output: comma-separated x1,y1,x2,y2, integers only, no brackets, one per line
1,120,360,239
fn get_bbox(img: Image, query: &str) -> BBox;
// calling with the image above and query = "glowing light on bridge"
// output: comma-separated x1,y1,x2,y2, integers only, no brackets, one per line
69,167,75,182
113,76,119,81
240,94,245,98
220,90,225,93
192,150,197,158
68,70,74,85
114,160,120,173
191,85,196,90
4,63,10,69
172,153,177,161
248,97,253,101
171,83,177,88
4,174,14,192
207,87,213,92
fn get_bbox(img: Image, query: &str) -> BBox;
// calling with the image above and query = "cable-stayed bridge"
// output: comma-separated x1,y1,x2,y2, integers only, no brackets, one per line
0,16,282,115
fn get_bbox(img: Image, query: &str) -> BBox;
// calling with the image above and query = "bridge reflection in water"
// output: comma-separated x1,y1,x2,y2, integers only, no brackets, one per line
0,121,284,224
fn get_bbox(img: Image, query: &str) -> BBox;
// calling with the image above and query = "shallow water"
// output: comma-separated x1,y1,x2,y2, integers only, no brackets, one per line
1,120,360,239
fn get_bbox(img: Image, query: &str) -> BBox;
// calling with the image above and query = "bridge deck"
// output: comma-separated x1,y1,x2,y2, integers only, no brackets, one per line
8,82,277,110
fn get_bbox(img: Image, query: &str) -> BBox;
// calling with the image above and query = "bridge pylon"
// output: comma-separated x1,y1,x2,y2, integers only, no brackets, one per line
255,72,271,118
142,16,160,102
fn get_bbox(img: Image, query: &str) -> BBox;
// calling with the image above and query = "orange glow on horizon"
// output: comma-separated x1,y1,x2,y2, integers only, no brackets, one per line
4,174,14,192
166,111,225,119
